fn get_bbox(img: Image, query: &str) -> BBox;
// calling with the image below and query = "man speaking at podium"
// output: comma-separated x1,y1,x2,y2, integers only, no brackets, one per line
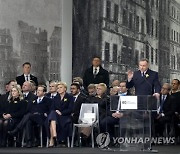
126,58,161,99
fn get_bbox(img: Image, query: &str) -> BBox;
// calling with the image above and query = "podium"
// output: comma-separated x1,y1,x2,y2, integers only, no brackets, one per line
110,95,158,152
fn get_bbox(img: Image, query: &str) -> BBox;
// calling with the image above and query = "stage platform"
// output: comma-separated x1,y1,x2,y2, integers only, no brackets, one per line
0,145,180,154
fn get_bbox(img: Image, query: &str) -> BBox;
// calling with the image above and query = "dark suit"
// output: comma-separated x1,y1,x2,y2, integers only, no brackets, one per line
126,69,161,95
72,93,87,124
17,97,51,144
154,94,176,136
0,92,9,104
23,92,37,111
46,92,59,99
83,66,109,90
171,92,180,136
16,74,38,87
47,93,74,142
24,92,37,102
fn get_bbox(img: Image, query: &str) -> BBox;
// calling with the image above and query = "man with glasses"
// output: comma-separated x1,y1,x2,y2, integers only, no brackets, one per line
154,83,176,137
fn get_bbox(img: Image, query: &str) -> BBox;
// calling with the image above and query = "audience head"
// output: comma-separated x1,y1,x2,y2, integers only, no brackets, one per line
8,80,17,92
119,81,128,94
161,83,171,95
70,83,80,96
139,58,149,72
37,85,47,97
49,81,58,94
22,62,31,75
111,80,120,88
87,84,96,96
110,86,119,96
57,82,67,95
96,83,107,97
92,56,101,67
5,82,10,92
30,80,37,93
22,81,32,93
171,79,180,93
73,77,83,87
9,84,23,101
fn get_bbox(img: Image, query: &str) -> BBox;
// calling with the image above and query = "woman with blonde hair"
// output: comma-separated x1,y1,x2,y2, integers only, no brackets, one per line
81,83,110,141
47,82,74,147
0,85,26,147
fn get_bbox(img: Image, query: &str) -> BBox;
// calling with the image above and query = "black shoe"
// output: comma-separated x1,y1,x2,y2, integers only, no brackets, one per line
26,141,32,148
8,128,19,136
53,137,57,147
56,141,66,148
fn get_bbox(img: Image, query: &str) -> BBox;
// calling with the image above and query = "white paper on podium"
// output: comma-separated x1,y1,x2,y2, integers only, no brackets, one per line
120,96,137,109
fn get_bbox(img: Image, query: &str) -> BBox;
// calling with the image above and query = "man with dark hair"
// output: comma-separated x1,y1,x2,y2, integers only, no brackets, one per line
83,56,109,90
170,79,180,138
16,62,38,87
0,80,17,103
126,58,161,98
70,83,86,124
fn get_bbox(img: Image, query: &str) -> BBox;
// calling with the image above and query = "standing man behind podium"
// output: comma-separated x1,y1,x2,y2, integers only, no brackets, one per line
16,62,38,87
126,58,161,98
83,56,109,90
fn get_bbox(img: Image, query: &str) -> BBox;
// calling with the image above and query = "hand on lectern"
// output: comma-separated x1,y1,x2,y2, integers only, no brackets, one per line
112,112,123,118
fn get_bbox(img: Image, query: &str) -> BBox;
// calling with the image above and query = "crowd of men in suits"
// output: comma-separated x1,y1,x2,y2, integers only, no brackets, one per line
0,57,180,148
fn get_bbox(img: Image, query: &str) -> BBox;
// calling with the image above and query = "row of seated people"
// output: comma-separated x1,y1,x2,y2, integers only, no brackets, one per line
0,80,111,148
0,79,180,148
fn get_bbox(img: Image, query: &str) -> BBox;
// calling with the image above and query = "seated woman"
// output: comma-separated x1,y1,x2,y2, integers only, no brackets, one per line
81,83,110,139
0,85,25,147
47,82,74,147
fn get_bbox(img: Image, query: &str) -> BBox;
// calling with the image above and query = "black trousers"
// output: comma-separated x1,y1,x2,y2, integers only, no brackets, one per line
25,114,46,143
0,118,20,146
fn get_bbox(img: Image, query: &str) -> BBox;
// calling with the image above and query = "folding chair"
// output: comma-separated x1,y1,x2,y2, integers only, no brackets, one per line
71,103,99,148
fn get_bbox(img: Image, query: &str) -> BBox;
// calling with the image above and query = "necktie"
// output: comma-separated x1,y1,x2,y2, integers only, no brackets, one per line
94,68,97,78
160,95,165,113
26,75,29,81
37,98,41,104
51,95,54,99
24,94,27,98
141,72,144,77
73,96,76,102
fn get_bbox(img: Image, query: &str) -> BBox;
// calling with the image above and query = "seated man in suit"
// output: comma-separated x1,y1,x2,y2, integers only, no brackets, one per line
100,81,129,138
22,81,37,103
126,58,161,98
46,81,58,99
71,83,87,124
25,85,51,147
154,83,176,137
16,62,38,87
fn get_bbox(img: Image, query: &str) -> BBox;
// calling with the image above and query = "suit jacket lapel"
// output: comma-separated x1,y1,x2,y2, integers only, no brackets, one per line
22,74,25,83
